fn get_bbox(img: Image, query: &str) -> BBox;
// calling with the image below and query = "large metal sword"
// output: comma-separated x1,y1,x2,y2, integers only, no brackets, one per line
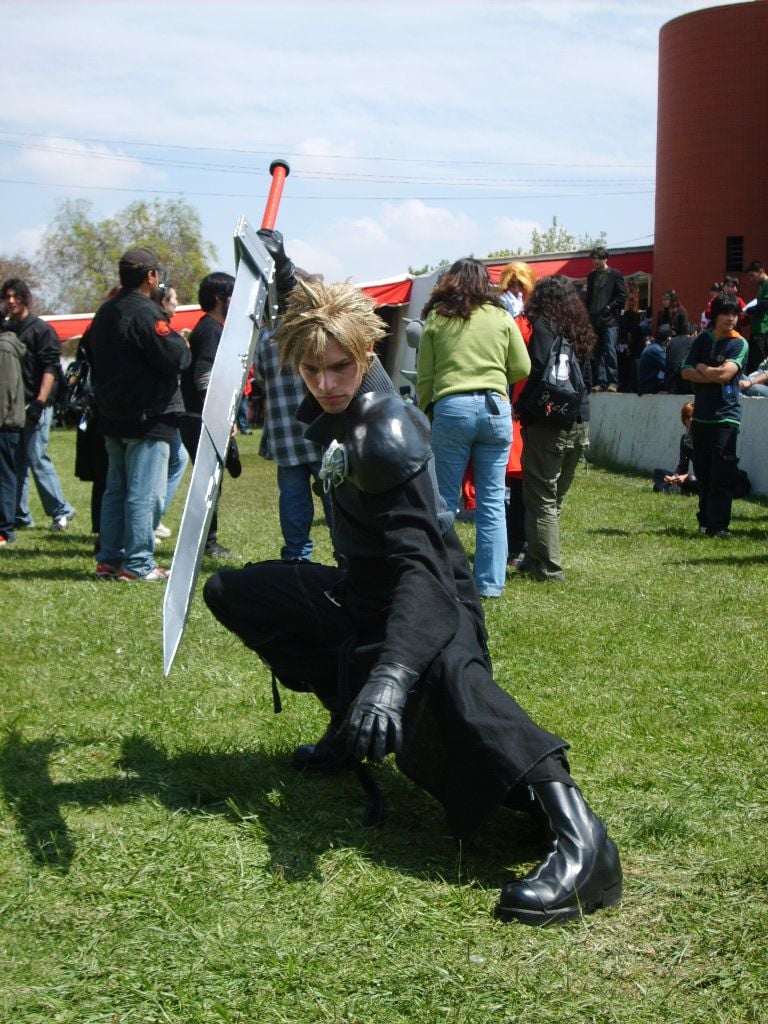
162,160,290,676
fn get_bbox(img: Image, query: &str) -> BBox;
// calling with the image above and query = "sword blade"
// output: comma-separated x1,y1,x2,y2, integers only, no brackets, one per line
162,219,274,675
162,428,221,675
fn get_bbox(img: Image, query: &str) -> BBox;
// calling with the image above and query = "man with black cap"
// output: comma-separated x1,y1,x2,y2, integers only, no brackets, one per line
87,247,190,581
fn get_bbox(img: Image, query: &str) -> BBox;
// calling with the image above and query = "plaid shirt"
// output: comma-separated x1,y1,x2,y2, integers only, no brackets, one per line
253,327,325,467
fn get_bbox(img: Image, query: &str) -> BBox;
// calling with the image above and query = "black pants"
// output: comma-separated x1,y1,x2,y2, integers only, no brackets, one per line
203,559,571,838
179,415,219,547
691,421,739,533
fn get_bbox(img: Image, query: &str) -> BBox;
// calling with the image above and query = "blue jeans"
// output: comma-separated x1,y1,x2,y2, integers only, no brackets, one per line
594,324,619,389
742,382,768,398
431,392,512,596
99,435,169,575
15,405,74,525
162,428,189,515
277,461,333,561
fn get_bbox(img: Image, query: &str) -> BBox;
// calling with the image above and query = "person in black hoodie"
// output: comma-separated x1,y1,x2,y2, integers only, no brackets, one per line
88,247,190,581
203,277,622,927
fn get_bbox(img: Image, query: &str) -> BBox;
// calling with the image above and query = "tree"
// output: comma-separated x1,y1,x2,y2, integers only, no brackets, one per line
38,198,217,313
0,253,47,312
487,218,607,260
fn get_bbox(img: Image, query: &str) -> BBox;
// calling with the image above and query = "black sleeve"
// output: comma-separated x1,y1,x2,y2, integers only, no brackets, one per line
611,273,627,313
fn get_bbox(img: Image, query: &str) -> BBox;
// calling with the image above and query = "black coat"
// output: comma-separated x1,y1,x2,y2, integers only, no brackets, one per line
89,289,190,438
586,267,627,328
293,360,566,838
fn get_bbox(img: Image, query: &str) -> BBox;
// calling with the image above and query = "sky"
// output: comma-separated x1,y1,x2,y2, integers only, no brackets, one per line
0,0,741,298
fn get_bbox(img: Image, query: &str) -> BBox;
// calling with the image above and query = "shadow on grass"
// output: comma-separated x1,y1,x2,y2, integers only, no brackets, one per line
0,728,544,887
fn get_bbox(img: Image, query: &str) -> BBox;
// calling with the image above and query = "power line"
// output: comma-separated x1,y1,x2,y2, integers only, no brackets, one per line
0,128,655,172
0,176,655,202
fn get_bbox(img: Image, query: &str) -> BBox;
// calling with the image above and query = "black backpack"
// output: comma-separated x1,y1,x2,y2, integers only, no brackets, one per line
518,334,586,429
56,358,96,428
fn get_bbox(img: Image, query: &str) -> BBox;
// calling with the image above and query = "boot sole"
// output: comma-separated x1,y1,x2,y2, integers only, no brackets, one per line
495,834,623,927
495,876,622,926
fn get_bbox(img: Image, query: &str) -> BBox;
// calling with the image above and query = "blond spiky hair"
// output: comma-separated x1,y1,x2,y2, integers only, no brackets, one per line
277,278,387,370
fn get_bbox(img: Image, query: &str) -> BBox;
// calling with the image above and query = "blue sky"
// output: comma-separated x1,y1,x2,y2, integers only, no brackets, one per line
0,0,739,296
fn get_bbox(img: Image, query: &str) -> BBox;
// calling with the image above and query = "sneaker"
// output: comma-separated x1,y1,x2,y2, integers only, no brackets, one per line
591,385,605,393
95,562,119,579
204,542,235,559
0,534,15,547
118,566,169,582
50,509,76,532
154,522,172,539
713,529,732,540
606,384,618,393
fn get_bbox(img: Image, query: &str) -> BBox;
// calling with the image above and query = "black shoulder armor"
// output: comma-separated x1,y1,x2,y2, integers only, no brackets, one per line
345,392,432,494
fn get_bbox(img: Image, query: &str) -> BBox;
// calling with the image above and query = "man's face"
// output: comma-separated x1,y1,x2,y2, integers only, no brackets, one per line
592,256,607,272
2,288,28,320
748,270,764,284
298,336,366,414
713,311,739,334
163,287,178,317
724,281,738,295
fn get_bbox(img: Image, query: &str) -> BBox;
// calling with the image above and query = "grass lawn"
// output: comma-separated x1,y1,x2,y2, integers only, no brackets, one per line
1,427,766,1024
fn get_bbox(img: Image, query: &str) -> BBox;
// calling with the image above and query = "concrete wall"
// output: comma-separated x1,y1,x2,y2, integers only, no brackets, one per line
589,393,768,497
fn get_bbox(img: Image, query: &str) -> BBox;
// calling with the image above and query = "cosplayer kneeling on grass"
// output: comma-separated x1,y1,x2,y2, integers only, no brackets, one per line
203,278,622,926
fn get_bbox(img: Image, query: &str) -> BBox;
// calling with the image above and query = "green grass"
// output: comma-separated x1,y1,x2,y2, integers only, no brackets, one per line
1,428,767,1024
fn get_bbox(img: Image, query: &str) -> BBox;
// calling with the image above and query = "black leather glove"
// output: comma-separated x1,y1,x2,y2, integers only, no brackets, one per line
342,662,419,762
26,399,45,425
257,228,296,296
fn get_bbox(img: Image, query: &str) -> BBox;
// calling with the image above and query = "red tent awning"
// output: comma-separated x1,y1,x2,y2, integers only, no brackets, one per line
359,278,413,306
487,249,653,283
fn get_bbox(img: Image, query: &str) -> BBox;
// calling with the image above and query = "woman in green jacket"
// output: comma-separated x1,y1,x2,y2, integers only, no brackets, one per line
417,259,530,597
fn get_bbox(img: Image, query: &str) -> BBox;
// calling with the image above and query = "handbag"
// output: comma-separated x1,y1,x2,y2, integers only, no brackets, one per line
520,334,585,429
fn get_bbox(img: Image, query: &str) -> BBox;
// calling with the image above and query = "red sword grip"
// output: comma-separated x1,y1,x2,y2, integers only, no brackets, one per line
261,159,290,231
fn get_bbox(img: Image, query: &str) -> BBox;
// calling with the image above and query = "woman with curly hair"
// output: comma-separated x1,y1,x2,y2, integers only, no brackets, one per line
514,275,596,581
417,258,530,597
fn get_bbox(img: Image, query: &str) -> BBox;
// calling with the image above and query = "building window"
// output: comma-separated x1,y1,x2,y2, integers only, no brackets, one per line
726,236,743,273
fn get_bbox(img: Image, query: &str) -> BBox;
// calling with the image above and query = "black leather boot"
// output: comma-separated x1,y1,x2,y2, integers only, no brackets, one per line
496,781,622,926
291,713,351,773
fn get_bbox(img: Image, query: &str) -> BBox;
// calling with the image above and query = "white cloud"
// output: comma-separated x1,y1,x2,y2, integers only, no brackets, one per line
18,136,158,189
490,217,544,254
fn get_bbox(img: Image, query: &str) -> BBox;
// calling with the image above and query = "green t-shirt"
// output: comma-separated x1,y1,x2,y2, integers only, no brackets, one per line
750,278,768,336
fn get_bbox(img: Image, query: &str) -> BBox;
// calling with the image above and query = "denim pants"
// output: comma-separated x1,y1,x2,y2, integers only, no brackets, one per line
99,435,169,575
162,428,189,516
521,421,586,581
15,405,73,525
0,430,21,540
277,461,333,561
431,392,512,596
594,324,619,389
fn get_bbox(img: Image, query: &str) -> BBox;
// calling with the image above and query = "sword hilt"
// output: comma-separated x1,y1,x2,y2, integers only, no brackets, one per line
261,159,290,231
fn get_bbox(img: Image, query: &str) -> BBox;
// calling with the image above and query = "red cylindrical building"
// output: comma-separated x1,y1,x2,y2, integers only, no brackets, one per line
655,0,768,324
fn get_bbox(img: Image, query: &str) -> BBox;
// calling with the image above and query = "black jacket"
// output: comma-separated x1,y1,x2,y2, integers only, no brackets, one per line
295,358,565,837
4,314,61,403
88,289,190,439
586,267,627,328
